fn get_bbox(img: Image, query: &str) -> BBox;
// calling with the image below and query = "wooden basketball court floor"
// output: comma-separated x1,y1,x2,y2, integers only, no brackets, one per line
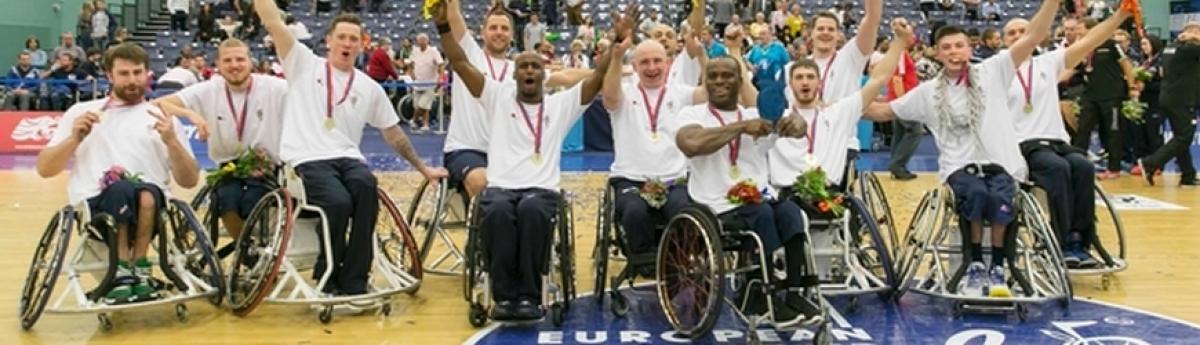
3,170,1197,344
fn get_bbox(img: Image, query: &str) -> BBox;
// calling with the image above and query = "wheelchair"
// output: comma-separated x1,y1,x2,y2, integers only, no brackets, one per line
462,189,576,327
655,203,833,344
893,184,1072,320
225,166,423,324
799,182,896,310
406,179,470,276
19,199,225,331
591,179,666,317
1028,184,1128,290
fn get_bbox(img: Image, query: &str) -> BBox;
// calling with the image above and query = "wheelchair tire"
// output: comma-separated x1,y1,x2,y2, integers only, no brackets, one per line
229,189,295,317
592,186,613,306
857,172,899,259
1091,185,1127,268
167,199,226,307
462,196,484,303
894,188,943,299
189,184,221,248
656,206,726,339
553,198,576,314
377,188,424,295
845,196,897,288
19,207,74,330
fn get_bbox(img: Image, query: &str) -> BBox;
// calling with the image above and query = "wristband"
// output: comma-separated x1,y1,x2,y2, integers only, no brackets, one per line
437,23,451,34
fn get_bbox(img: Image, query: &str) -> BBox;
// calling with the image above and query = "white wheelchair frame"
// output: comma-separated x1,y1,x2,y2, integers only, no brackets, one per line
225,165,422,323
19,199,224,331
1029,184,1128,289
406,179,470,276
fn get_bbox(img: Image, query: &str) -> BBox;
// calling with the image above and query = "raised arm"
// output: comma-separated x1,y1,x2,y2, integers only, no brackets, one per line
546,68,593,88
1065,9,1131,68
685,0,706,59
434,0,486,97
448,0,470,42
855,0,883,54
1008,0,1059,67
863,101,897,121
581,40,616,106
675,119,771,157
600,3,638,110
253,0,296,60
861,19,911,111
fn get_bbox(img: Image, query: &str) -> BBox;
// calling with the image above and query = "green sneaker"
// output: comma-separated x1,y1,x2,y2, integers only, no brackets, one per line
133,257,153,279
131,258,160,300
104,261,134,303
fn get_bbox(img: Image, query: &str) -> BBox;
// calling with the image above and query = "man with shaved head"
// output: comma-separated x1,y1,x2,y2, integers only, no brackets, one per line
1001,8,1130,267
435,0,624,321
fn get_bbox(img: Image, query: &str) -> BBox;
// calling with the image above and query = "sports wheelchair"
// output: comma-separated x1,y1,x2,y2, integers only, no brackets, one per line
655,203,833,344
19,199,224,331
225,166,423,324
1028,184,1128,289
591,179,670,317
462,189,576,327
406,179,471,276
893,184,1072,320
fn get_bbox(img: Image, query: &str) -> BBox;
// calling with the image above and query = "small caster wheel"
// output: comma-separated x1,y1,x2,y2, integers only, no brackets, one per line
381,303,392,316
610,292,629,317
319,306,333,324
97,313,113,331
175,304,189,323
468,303,487,328
550,303,564,326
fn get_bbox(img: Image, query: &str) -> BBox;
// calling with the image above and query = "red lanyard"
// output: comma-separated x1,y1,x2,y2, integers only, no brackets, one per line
817,51,837,97
638,84,667,136
224,77,254,140
707,105,743,168
1015,61,1033,106
792,105,820,154
955,66,971,87
325,62,355,121
100,97,142,112
516,101,544,157
486,54,508,82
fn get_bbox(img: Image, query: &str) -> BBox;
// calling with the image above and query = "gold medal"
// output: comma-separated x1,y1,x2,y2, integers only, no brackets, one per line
729,166,741,179
532,153,543,165
324,117,335,130
1023,103,1033,113
650,132,660,142
805,153,818,167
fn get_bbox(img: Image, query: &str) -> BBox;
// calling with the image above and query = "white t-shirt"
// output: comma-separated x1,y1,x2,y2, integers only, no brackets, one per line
669,104,776,214
159,67,200,87
889,51,1028,182
445,34,513,153
768,96,864,187
49,98,194,205
478,80,588,190
279,39,400,165
175,74,288,163
608,81,699,181
787,42,871,149
669,49,702,86
410,45,444,90
1008,49,1070,143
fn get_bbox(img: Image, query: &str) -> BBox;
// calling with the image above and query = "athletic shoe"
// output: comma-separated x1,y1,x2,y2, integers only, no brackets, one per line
1130,165,1143,176
784,292,823,323
1180,178,1198,188
491,300,517,321
987,265,1011,298
962,262,989,297
132,258,160,300
771,297,806,329
1097,171,1121,180
1138,159,1156,186
513,299,543,321
891,170,918,181
103,261,135,304
1077,249,1100,267
1061,248,1082,268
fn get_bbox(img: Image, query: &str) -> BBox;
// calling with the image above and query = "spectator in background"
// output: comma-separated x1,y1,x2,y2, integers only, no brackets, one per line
919,0,937,19
1128,35,1164,176
747,27,789,121
700,27,728,58
712,0,736,39
973,28,1001,62
370,0,385,12
54,32,87,63
24,36,48,69
506,0,531,53
286,16,313,42
168,0,191,32
542,0,559,26
770,1,787,42
157,56,199,89
77,2,94,50
112,27,130,46
316,0,334,13
536,40,556,67
566,0,584,26
963,0,981,20
193,54,213,80
524,14,547,52
785,4,805,42
397,37,413,60
92,0,114,49
80,48,104,78
577,17,596,51
1087,0,1111,20
888,44,921,180
1114,29,1139,61
640,10,662,37
4,52,41,110
981,0,1002,21
367,38,399,82
562,39,590,68
409,33,443,132
41,53,92,110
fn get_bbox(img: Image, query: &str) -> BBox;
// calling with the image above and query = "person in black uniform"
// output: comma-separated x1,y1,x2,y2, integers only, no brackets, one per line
1138,23,1200,187
1070,17,1136,180
1128,35,1165,176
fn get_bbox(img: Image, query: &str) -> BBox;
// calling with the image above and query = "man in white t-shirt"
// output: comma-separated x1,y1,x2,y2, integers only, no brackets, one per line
865,0,1058,298
441,0,598,199
435,0,619,321
410,33,444,132
1002,8,1130,268
671,56,813,328
770,20,912,194
37,43,200,304
253,0,446,296
155,38,288,257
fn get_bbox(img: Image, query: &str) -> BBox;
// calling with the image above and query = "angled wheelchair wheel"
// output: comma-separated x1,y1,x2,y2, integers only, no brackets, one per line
167,200,226,306
462,196,485,303
550,195,576,323
857,172,899,259
592,185,615,306
189,184,223,251
228,189,294,317
845,196,897,288
377,188,423,294
656,206,726,339
1011,190,1073,305
894,188,946,298
407,179,468,276
19,207,75,330
1090,185,1127,271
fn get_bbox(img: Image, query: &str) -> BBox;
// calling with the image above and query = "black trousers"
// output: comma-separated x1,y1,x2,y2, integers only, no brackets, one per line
480,188,558,302
611,178,689,256
1024,145,1095,250
171,11,189,31
1072,98,1124,172
889,119,922,174
1145,105,1197,179
295,158,378,294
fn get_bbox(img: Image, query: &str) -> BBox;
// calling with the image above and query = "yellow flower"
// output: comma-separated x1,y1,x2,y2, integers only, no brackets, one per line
222,162,236,173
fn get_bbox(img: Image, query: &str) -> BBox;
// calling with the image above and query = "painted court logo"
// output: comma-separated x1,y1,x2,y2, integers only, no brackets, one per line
10,116,59,142
467,289,1200,344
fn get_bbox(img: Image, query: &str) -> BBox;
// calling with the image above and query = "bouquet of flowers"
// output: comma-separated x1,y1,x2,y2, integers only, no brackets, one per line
205,147,277,186
99,165,143,191
1133,67,1153,82
726,180,764,205
639,178,686,209
792,168,846,217
1120,100,1148,124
